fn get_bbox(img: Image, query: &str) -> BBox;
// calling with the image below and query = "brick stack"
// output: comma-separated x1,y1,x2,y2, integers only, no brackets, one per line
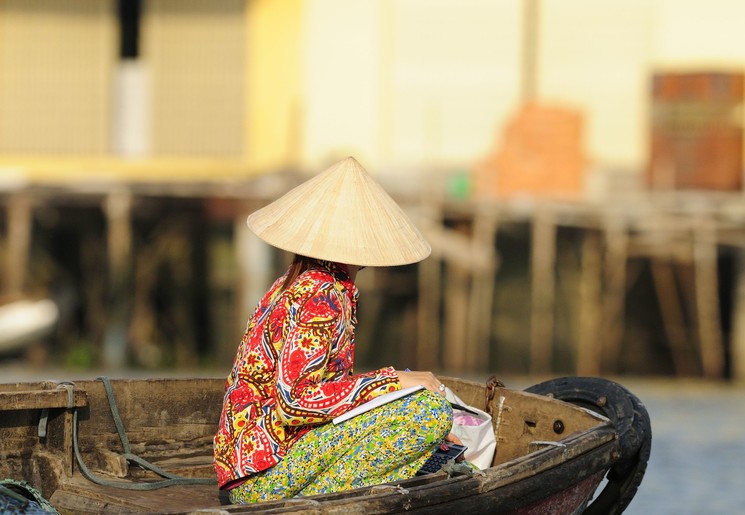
474,103,586,200
648,72,744,191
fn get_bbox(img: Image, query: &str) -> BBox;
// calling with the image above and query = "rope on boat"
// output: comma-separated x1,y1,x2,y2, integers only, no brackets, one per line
72,376,217,490
38,382,76,438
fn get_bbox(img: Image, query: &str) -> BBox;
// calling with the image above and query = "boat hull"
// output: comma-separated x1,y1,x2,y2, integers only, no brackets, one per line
0,375,648,514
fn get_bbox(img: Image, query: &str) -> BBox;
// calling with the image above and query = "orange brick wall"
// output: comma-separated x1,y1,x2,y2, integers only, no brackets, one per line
474,103,586,200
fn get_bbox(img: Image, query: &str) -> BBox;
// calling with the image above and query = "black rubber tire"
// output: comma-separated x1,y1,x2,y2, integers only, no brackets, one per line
525,377,652,515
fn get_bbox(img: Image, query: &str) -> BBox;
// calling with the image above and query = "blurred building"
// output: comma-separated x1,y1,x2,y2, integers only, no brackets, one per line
1,0,745,379
1,0,744,179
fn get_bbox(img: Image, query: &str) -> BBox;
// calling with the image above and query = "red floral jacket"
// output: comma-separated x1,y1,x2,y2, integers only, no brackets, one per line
213,261,400,488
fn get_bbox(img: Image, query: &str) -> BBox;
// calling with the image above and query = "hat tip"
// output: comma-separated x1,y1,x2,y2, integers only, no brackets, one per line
333,156,368,176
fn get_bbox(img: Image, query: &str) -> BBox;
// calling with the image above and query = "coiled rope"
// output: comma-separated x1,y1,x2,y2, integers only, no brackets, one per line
72,376,217,490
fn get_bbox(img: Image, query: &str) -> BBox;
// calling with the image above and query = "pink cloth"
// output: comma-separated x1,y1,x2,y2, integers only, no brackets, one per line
453,412,483,427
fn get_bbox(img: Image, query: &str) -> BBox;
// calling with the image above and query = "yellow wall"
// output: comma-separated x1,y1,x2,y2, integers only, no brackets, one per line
539,0,655,169
296,0,745,176
0,0,116,155
143,0,245,158
245,0,304,172
300,0,522,172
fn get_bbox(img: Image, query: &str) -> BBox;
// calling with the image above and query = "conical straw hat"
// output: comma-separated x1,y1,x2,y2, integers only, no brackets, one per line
247,157,431,266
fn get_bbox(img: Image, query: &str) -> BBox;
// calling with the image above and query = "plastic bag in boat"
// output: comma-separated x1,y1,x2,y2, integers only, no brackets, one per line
444,387,497,470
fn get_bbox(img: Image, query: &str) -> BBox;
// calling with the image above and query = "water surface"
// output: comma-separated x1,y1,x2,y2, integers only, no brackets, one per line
620,380,745,515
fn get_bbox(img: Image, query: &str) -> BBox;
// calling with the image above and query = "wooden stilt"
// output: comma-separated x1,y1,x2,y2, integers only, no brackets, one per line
102,190,133,369
418,202,496,372
401,302,419,369
443,249,470,373
467,211,498,372
4,193,33,297
601,217,628,373
417,204,442,371
236,211,272,317
693,216,725,378
650,259,698,376
731,249,745,381
530,207,556,375
232,206,273,362
577,229,601,376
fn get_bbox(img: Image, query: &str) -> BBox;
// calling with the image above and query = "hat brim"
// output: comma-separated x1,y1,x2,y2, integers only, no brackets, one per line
247,157,431,267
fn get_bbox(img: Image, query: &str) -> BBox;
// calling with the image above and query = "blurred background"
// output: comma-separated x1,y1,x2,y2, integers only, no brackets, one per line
1,0,745,384
2,1,745,512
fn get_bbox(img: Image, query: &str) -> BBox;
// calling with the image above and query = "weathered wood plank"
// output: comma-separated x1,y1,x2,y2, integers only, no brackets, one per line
0,389,87,411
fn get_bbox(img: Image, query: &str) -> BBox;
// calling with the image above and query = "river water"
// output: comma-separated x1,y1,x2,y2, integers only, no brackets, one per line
615,379,745,515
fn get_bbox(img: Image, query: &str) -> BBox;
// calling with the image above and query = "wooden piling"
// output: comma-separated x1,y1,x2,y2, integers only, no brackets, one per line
601,216,628,373
4,193,32,296
443,244,470,373
650,259,698,376
530,206,556,375
693,215,725,378
467,210,498,372
577,229,601,375
417,203,442,371
102,190,133,369
731,249,745,381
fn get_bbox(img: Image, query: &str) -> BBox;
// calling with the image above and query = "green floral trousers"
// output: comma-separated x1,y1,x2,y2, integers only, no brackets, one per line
228,389,452,503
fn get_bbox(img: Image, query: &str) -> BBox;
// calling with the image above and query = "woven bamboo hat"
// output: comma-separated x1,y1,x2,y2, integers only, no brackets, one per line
247,157,431,266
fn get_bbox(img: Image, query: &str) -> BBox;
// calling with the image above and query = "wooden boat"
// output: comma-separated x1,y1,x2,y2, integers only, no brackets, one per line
0,375,651,514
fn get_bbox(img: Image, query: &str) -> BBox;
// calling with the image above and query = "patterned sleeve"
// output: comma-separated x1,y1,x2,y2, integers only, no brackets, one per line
274,283,400,426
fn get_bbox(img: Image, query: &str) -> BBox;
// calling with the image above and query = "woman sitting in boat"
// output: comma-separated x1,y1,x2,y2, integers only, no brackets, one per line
213,157,457,503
